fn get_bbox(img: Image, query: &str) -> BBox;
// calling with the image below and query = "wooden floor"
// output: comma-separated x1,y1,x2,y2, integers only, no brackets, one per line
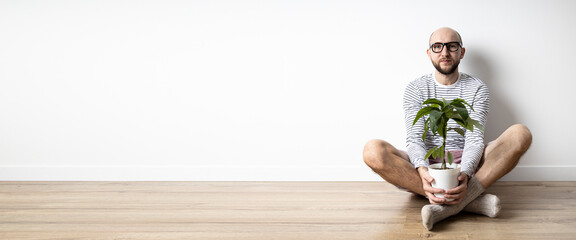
1,181,575,240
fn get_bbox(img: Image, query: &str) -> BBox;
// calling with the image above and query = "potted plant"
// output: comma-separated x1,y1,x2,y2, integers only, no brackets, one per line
412,98,483,200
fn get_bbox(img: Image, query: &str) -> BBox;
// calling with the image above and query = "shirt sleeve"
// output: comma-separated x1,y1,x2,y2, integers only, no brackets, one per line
460,83,490,177
403,81,428,169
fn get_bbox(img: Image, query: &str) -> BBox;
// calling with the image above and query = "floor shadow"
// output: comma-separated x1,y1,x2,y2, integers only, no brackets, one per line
464,52,518,142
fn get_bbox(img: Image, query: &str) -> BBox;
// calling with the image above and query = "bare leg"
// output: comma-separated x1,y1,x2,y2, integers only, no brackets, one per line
475,124,533,189
363,139,425,196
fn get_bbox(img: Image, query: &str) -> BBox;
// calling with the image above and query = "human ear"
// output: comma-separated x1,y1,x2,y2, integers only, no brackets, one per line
459,47,466,59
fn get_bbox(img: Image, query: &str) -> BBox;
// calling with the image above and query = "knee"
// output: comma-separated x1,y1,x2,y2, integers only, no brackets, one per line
507,124,533,152
363,139,391,170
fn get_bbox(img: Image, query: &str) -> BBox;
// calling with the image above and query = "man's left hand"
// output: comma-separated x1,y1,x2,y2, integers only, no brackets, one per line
443,172,469,205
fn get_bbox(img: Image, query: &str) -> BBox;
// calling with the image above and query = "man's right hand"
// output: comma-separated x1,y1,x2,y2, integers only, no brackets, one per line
417,167,447,205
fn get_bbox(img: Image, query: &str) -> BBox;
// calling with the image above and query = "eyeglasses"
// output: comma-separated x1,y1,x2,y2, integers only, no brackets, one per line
430,42,462,53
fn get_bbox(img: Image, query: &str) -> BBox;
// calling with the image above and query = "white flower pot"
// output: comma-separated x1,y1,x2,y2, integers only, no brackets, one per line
428,163,461,201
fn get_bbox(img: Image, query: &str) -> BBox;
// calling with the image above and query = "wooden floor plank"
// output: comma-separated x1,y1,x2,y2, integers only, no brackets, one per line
1,181,575,239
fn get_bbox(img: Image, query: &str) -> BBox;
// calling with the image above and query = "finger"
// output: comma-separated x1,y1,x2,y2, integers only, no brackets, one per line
444,198,463,205
458,173,469,183
445,184,465,195
422,178,444,195
429,199,444,205
445,188,468,203
426,192,445,204
444,192,464,200
425,185,446,194
442,192,464,205
445,178,468,195
458,173,465,181
420,171,434,183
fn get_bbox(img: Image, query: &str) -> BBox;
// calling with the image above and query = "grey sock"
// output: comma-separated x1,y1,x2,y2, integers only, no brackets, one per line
421,177,485,230
463,193,501,218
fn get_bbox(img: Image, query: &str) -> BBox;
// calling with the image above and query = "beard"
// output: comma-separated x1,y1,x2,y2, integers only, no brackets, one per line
432,58,460,75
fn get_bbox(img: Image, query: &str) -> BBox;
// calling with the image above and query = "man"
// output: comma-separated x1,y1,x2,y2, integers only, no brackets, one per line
363,27,532,230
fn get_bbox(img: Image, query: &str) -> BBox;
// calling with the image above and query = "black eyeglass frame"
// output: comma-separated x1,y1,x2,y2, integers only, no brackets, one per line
429,42,462,53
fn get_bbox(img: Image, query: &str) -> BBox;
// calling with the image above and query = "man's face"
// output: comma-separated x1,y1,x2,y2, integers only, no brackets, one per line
427,30,465,75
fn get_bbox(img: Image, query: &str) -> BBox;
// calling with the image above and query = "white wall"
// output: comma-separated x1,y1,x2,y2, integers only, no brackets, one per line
1,0,574,181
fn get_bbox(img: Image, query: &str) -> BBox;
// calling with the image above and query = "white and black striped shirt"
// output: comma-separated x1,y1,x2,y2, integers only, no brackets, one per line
403,72,489,177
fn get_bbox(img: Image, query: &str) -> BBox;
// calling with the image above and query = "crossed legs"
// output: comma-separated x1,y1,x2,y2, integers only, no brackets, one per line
363,124,532,228
363,124,532,194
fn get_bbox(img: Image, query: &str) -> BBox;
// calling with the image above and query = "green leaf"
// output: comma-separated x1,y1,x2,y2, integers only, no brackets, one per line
421,122,430,141
454,98,474,112
450,113,463,121
449,127,466,136
470,119,484,132
465,119,475,132
435,145,446,168
450,112,463,121
455,107,469,121
423,98,444,107
442,98,451,108
437,116,447,138
450,100,466,109
447,151,453,165
425,146,439,160
429,109,443,134
433,145,445,159
453,118,467,129
413,106,434,125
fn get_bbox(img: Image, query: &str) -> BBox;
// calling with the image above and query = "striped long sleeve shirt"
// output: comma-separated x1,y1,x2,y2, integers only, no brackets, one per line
403,72,489,177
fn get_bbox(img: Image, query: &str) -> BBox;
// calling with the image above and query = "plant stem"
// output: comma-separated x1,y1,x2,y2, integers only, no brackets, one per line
441,128,447,169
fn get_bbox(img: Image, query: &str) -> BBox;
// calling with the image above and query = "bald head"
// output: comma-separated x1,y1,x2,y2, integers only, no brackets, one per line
429,27,463,46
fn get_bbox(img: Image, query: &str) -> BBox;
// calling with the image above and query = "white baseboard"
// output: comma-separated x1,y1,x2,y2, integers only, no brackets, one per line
0,165,574,181
0,165,379,181
498,165,576,181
